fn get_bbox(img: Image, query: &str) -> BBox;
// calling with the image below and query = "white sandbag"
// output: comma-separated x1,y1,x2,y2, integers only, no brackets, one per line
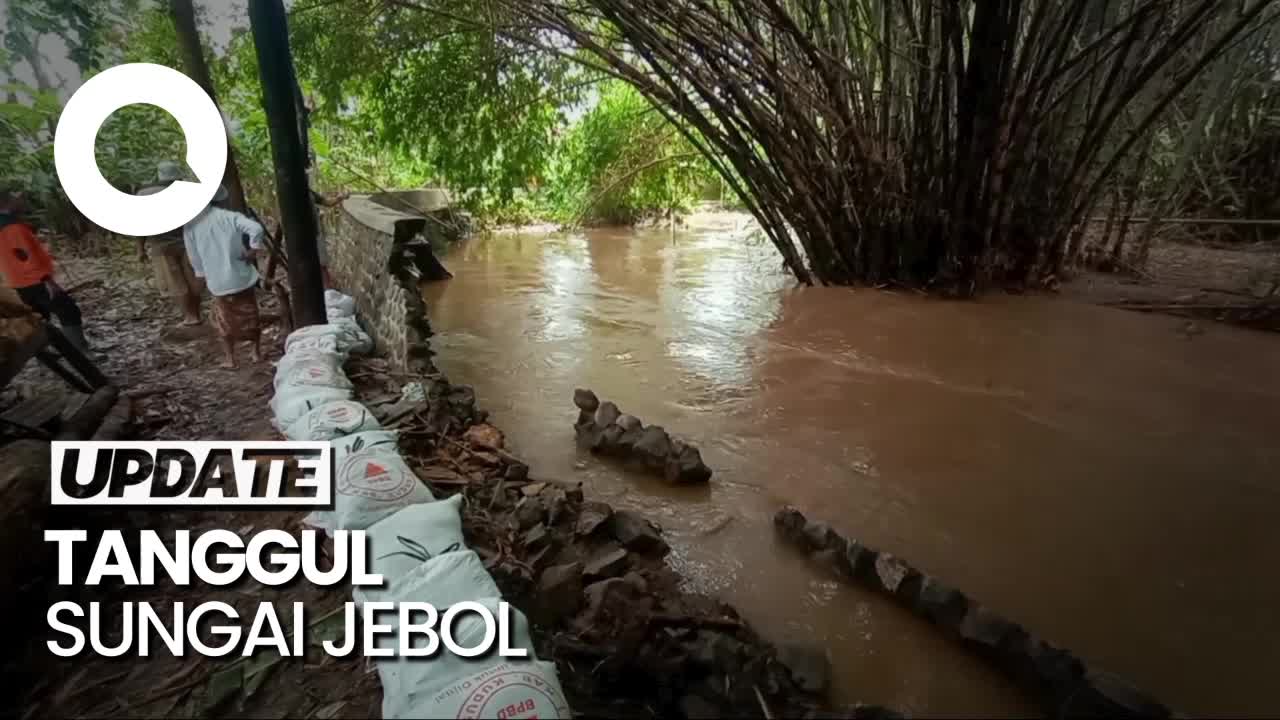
275,345,345,371
325,289,357,317
285,322,372,356
332,316,374,354
283,400,381,442
358,495,465,594
308,432,433,532
270,386,353,430
274,351,353,392
360,566,568,720
279,333,344,358
399,659,569,720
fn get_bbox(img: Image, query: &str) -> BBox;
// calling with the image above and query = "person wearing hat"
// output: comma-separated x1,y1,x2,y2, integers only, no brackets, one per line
137,161,203,326
182,183,267,369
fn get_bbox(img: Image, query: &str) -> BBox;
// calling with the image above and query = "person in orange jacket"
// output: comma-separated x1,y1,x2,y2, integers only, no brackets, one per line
0,188,90,352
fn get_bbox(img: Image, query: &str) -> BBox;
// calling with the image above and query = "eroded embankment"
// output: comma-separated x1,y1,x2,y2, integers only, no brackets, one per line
344,356,901,719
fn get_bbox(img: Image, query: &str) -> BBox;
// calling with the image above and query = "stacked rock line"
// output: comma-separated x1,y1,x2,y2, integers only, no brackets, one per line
773,507,1175,719
572,388,712,484
269,289,570,718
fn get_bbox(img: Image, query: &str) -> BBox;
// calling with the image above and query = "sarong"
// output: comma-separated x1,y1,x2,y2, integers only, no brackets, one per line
211,286,260,343
150,242,199,299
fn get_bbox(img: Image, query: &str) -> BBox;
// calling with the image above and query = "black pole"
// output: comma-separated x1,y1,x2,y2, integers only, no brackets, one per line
248,0,326,328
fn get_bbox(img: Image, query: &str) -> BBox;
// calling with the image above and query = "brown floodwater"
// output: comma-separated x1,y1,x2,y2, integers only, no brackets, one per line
422,213,1280,717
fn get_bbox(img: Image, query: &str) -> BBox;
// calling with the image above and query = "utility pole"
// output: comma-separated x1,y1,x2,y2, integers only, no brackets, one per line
248,0,326,328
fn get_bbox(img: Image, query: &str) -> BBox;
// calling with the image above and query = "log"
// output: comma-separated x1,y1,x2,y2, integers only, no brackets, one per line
57,385,121,441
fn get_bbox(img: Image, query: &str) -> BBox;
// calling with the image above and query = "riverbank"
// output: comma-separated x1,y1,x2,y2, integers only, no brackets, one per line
4,256,880,719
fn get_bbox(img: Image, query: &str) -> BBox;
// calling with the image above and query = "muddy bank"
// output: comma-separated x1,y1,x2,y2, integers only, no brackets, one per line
4,260,890,719
334,358,894,719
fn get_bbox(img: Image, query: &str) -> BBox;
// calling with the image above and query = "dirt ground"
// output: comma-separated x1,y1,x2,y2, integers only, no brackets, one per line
2,256,875,720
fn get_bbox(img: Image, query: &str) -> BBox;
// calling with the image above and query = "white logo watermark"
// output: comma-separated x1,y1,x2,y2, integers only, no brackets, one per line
53,63,226,237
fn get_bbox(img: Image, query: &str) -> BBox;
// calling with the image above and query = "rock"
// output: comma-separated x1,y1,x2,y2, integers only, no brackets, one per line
665,445,712,484
958,604,1019,653
522,481,548,497
616,426,643,453
503,462,529,482
872,552,918,594
841,541,878,580
515,498,545,529
576,501,614,536
812,548,841,573
595,400,621,428
621,571,649,594
616,414,642,432
776,643,831,695
609,510,670,556
544,487,570,526
801,520,834,551
580,575,651,629
462,423,504,450
573,388,600,412
915,575,968,628
634,425,672,468
689,631,747,672
564,482,584,503
535,562,583,624
575,423,605,450
774,506,808,543
1063,671,1172,718
523,524,551,551
1025,637,1085,695
597,424,626,455
584,545,630,579
679,694,720,719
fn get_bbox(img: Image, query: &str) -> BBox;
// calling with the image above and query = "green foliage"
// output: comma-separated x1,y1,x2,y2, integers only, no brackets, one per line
543,81,714,225
290,1,585,217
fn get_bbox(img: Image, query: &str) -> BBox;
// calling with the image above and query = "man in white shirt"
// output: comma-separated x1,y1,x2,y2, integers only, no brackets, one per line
183,185,267,369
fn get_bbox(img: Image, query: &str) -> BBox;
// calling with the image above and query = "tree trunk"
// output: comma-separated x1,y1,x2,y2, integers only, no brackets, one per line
169,0,248,212
248,0,327,329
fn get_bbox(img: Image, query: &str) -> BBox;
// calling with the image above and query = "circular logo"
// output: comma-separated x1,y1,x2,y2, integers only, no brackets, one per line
337,451,417,503
455,669,571,719
54,63,228,237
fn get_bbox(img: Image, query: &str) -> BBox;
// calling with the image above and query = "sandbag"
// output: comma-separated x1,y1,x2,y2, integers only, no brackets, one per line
355,550,568,719
357,495,465,596
283,333,344,357
360,562,568,720
285,322,372,356
331,316,374,354
307,431,433,532
269,386,353,430
325,289,357,318
274,351,353,392
283,400,382,442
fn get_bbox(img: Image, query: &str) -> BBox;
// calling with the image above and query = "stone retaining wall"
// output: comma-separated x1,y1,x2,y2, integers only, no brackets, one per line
324,193,454,374
774,506,1174,719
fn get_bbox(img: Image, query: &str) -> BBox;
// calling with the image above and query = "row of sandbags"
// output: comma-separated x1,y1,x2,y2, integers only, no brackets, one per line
270,290,570,718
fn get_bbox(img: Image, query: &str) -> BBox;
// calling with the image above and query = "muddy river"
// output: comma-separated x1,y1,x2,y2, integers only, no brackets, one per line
422,213,1280,717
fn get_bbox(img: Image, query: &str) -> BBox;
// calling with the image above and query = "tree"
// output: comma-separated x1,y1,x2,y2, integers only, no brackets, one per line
168,0,247,211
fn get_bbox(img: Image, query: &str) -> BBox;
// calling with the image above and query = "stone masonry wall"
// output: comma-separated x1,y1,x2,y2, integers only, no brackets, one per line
324,196,434,374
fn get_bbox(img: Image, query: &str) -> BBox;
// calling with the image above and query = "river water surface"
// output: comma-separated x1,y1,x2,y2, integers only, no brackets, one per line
423,213,1280,717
